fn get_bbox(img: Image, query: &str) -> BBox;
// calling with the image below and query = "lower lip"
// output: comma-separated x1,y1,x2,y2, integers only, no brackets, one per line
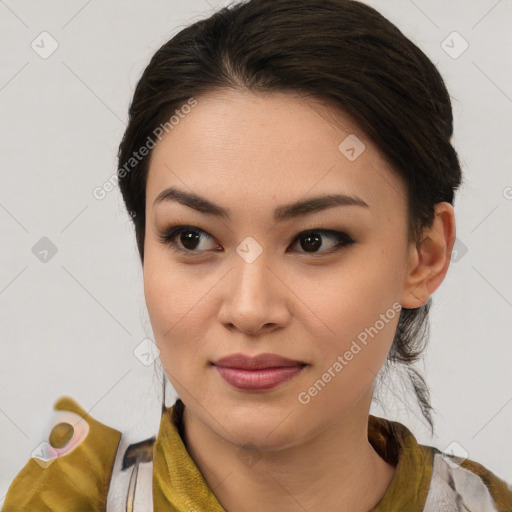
214,365,305,391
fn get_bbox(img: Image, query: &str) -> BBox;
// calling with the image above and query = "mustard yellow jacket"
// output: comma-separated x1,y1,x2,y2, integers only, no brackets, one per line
3,395,512,511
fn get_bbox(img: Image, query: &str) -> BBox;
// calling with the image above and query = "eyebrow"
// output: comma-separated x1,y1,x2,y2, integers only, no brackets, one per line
153,186,369,222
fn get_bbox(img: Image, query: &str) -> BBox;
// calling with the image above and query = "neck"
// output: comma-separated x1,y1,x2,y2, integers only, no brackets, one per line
181,397,396,512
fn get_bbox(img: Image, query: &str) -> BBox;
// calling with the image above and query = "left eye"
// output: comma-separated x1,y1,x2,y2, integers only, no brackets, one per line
290,228,355,254
159,225,355,256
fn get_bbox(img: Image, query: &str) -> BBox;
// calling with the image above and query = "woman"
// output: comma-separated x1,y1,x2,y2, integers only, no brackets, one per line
3,0,511,510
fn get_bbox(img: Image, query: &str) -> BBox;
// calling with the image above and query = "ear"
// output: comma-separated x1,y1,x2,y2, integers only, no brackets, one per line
400,202,456,309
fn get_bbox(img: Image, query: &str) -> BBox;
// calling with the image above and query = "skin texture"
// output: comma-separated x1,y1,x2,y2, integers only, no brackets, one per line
143,89,456,512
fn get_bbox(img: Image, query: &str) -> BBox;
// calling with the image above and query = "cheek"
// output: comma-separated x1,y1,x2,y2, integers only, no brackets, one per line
309,249,402,371
303,277,400,415
143,271,195,389
142,254,213,374
143,252,201,328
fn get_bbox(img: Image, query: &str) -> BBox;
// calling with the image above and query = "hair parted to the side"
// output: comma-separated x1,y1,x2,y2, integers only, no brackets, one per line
117,0,462,434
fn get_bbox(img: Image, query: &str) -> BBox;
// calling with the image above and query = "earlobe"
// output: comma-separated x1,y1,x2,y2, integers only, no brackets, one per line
400,202,456,309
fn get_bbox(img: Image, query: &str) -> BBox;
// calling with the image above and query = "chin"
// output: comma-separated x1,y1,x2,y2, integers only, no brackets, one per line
214,400,308,449
230,425,302,453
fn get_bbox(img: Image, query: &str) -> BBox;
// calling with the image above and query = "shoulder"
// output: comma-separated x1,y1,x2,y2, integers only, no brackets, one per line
420,444,512,512
2,395,155,512
370,416,512,512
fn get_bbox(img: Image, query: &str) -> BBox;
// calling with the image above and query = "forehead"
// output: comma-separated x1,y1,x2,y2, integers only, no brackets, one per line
145,89,406,217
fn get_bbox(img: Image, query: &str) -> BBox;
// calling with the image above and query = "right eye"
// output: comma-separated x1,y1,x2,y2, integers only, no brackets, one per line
158,225,221,256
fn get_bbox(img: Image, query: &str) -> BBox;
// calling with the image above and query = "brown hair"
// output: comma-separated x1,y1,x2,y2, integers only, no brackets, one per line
118,0,462,433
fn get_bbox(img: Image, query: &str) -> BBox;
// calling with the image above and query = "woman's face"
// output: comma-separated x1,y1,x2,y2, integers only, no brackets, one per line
143,89,416,449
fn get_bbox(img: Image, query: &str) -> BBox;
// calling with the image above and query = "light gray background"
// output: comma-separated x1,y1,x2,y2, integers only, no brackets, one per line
1,0,511,504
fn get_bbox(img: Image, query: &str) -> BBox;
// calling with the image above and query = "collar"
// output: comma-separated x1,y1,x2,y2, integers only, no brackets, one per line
153,400,434,511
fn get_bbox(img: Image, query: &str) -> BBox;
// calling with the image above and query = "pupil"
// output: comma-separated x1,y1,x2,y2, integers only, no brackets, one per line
301,233,321,252
181,231,200,250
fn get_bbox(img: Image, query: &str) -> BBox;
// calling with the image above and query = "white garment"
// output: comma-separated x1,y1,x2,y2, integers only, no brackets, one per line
423,453,502,512
106,433,154,512
105,437,508,512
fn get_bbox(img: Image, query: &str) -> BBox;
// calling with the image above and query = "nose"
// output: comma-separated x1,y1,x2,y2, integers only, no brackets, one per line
217,248,290,336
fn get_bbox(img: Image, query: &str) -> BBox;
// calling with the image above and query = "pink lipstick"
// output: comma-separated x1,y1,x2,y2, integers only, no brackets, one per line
212,353,306,391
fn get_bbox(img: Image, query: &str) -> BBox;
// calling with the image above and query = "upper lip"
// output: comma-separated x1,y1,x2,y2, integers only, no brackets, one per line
212,353,306,370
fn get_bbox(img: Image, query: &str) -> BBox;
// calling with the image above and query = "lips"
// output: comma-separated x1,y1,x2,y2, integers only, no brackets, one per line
213,352,305,369
212,353,306,390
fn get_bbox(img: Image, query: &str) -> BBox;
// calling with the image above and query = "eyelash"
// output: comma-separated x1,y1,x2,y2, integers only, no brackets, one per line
158,223,356,258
